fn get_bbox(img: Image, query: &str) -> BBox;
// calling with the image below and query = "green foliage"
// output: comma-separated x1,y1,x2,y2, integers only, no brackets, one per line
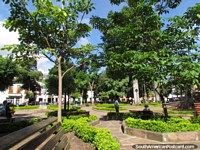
136,102,162,107
47,105,59,111
3,0,96,121
62,116,120,150
46,108,87,117
93,103,127,111
45,62,76,95
91,0,200,104
94,129,120,150
125,117,200,132
67,114,97,121
0,119,40,133
26,91,34,99
0,55,17,91
15,105,39,110
190,117,200,124
167,110,193,115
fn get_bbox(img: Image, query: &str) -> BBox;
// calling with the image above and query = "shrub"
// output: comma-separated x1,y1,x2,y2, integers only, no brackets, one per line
190,117,200,124
94,128,120,150
0,118,41,134
125,117,200,132
93,103,127,111
62,116,120,150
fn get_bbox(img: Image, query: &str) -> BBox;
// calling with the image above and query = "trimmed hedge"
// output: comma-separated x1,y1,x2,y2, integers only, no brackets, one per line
125,117,200,132
93,103,127,111
0,118,41,134
62,116,120,150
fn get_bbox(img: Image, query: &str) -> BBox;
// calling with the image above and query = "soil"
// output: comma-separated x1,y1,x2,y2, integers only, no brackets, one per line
66,132,96,150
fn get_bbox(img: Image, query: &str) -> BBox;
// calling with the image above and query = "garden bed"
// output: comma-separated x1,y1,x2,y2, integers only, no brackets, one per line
122,121,200,142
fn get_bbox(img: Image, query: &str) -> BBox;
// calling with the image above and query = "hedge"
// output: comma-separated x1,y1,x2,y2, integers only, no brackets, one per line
125,117,200,132
62,115,120,150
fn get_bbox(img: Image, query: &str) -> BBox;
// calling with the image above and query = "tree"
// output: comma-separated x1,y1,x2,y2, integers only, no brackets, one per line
0,55,17,91
3,0,95,122
15,57,43,100
91,0,200,118
45,61,76,110
96,71,129,102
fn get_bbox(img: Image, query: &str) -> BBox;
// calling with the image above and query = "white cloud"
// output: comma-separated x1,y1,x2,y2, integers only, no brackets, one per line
0,21,19,57
0,21,53,75
81,18,90,24
77,37,90,46
37,56,54,75
0,21,19,47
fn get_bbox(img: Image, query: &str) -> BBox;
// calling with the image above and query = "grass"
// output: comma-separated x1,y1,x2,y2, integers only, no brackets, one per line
93,103,128,111
167,109,193,115
14,105,39,110
135,102,162,107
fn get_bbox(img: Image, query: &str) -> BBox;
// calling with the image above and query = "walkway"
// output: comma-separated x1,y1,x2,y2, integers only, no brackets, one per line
82,106,200,150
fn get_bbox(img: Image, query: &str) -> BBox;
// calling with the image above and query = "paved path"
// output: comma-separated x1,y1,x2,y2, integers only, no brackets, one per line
82,106,200,150
14,108,48,121
13,106,200,150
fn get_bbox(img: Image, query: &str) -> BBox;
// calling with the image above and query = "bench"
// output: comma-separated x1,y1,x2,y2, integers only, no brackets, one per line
0,116,15,123
0,117,70,150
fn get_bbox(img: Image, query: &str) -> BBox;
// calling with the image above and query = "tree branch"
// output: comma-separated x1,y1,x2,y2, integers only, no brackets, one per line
62,65,75,79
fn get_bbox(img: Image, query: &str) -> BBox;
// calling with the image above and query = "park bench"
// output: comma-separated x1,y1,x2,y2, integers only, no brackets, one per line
0,116,14,123
0,117,70,150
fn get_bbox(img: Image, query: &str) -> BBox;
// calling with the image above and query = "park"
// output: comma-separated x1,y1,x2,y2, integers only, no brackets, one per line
0,0,200,150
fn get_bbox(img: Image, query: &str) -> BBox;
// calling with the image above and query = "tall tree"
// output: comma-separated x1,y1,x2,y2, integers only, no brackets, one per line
96,71,129,101
45,61,76,110
91,0,200,118
0,55,17,91
3,0,95,122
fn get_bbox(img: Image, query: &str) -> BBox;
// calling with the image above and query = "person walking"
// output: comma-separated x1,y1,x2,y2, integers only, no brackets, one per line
3,100,12,121
114,99,119,113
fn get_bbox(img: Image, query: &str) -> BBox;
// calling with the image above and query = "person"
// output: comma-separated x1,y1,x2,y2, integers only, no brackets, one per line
143,104,150,112
114,99,119,113
142,104,154,120
3,100,12,120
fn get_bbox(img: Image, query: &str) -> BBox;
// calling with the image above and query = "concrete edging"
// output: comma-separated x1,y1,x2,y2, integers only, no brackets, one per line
88,119,100,126
122,121,200,142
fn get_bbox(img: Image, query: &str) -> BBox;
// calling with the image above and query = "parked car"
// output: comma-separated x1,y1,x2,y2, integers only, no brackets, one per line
29,101,39,105
0,104,5,116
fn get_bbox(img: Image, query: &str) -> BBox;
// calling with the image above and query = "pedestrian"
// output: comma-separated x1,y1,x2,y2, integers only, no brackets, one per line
3,100,12,120
114,99,119,113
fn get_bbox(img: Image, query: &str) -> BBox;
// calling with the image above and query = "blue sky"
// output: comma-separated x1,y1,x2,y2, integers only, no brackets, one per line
0,0,199,74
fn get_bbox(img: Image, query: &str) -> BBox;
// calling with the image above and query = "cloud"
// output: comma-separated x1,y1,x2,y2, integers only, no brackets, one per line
81,18,90,24
0,21,19,56
0,21,19,47
37,56,54,75
0,21,53,74
77,37,90,46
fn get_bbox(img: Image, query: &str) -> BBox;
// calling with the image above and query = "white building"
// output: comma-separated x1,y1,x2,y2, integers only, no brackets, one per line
0,83,28,105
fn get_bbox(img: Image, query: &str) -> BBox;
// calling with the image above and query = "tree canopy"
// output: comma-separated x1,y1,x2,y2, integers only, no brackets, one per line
0,55,17,91
3,0,95,122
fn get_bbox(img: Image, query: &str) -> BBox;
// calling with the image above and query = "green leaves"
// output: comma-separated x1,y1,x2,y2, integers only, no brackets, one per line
125,116,200,132
0,55,17,91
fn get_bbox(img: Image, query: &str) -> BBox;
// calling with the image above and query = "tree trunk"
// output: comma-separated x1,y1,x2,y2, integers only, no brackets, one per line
143,83,147,102
57,57,62,123
89,81,94,104
64,92,67,111
133,79,139,103
154,86,168,120
67,94,70,111
154,81,161,102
